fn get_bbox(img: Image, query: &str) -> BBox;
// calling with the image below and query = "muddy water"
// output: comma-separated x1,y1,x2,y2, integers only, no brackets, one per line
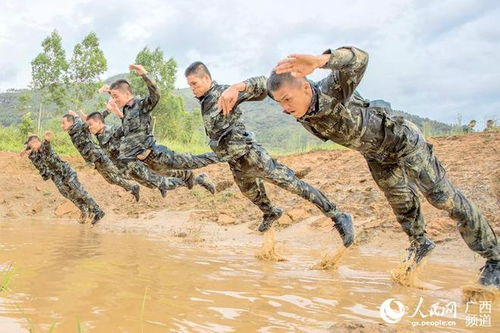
0,219,498,332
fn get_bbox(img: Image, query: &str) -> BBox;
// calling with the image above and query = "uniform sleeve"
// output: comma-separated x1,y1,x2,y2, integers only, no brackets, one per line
140,74,161,113
239,76,269,103
318,46,368,104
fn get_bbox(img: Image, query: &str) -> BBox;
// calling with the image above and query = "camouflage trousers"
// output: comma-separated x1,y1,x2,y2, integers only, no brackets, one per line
367,142,499,260
51,172,101,217
118,159,187,191
142,145,220,171
94,157,137,193
228,143,339,218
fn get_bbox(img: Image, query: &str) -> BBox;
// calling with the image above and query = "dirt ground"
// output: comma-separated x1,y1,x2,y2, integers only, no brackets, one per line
0,132,498,248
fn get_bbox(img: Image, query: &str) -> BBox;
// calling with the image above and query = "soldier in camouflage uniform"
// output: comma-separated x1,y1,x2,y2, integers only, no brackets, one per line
462,120,477,133
484,120,498,132
219,46,499,286
22,132,104,225
184,62,354,247
61,111,140,201
105,64,220,172
84,111,215,195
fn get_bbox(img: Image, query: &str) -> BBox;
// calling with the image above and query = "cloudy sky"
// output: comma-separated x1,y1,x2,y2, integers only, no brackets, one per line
0,0,498,127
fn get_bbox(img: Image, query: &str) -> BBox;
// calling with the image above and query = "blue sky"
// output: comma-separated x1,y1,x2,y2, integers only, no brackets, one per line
0,0,498,127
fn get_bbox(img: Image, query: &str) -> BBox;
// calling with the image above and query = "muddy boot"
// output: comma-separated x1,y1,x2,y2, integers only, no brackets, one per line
184,171,195,190
332,213,355,248
258,207,283,232
405,237,435,268
159,181,168,198
195,173,216,194
479,260,500,288
77,212,88,224
131,184,140,202
91,209,105,225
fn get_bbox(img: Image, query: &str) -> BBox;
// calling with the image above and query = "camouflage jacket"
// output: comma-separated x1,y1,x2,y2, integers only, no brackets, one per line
118,74,161,160
28,150,52,181
96,124,123,161
68,116,105,163
196,81,265,159
243,47,424,163
33,140,74,177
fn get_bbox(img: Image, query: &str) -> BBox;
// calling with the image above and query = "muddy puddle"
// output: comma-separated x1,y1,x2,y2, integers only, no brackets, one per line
0,219,498,332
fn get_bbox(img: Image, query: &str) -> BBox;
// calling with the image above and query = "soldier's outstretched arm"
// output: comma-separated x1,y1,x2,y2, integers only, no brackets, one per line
218,76,268,115
276,47,368,103
129,64,160,113
106,98,124,119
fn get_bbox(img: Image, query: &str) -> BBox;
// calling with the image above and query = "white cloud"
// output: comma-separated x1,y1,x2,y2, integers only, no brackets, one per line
0,0,498,127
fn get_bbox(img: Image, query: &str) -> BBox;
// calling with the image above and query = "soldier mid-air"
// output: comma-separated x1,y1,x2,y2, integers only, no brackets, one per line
61,111,140,201
104,64,221,174
183,62,354,247
21,132,105,225
218,46,499,287
83,110,215,195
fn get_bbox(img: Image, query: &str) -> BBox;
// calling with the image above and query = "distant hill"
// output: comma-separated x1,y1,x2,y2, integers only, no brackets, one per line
1,75,454,153
174,88,454,150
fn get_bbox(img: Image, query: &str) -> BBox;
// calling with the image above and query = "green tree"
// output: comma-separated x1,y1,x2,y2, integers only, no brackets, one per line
16,92,34,115
129,47,202,142
18,112,35,136
30,30,69,130
68,32,107,111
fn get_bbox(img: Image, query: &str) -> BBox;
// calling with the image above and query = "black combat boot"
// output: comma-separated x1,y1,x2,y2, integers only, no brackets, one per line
405,237,435,266
131,184,140,202
91,209,105,225
258,207,283,232
479,260,500,287
332,213,355,248
195,173,216,194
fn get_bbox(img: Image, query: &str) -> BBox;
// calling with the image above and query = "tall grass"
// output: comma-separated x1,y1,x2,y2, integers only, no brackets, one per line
0,264,15,292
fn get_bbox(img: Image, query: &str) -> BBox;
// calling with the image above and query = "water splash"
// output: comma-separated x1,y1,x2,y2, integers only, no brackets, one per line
255,228,287,262
311,247,348,270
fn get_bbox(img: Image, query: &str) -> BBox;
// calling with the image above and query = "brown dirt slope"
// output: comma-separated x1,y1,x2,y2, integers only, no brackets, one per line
0,132,498,243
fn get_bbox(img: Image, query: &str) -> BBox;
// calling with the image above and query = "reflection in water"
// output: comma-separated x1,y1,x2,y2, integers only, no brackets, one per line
0,219,498,332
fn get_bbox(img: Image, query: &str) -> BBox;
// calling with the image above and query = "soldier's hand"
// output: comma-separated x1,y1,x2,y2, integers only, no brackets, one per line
79,110,88,121
129,64,147,76
44,131,53,142
107,99,124,118
275,54,328,78
218,86,240,115
20,147,31,157
98,84,110,94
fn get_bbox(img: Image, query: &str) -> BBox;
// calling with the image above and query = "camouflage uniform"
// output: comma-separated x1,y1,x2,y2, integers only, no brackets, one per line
96,123,187,191
116,74,220,171
28,141,102,218
245,46,499,260
67,116,138,194
194,81,340,220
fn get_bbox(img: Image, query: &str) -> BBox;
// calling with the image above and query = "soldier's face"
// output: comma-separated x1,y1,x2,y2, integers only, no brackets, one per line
61,118,73,131
271,81,312,119
28,139,41,151
110,89,132,108
87,119,103,134
186,74,211,97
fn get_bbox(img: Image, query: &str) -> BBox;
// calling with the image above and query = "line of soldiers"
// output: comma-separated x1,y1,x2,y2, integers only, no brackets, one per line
22,46,499,287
